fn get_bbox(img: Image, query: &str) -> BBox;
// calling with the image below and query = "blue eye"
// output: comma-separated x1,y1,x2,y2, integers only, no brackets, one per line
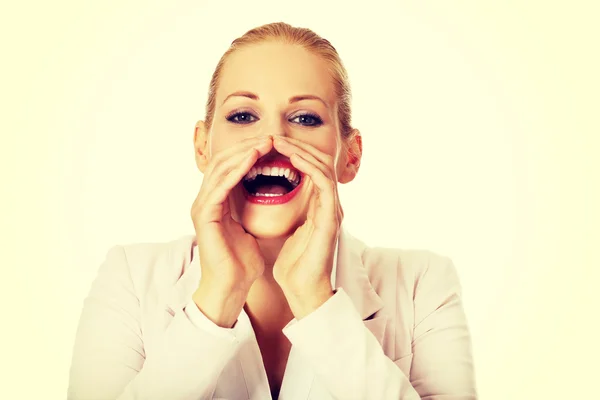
291,113,323,127
227,112,257,124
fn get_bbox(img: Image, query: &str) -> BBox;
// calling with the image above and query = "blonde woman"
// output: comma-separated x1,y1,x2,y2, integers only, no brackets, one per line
68,22,477,400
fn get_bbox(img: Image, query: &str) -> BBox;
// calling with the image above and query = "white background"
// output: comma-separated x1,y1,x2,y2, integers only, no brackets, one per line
2,1,599,399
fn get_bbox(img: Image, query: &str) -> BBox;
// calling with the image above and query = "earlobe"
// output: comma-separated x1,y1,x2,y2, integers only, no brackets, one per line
194,120,209,173
339,129,362,184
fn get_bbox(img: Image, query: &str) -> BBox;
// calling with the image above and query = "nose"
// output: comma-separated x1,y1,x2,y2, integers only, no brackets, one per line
258,115,289,140
257,122,289,160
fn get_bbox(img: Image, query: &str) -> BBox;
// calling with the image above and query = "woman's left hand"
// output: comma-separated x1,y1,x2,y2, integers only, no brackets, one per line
271,136,343,319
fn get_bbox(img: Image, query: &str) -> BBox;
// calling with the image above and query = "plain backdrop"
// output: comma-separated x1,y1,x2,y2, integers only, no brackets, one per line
2,1,599,399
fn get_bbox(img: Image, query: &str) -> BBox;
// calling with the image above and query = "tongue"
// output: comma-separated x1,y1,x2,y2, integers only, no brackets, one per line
255,184,289,195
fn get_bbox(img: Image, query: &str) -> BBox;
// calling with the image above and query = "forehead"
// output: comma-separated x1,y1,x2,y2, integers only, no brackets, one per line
216,41,336,106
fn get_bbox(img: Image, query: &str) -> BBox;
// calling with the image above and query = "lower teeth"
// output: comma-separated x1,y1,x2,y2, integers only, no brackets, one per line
252,192,284,197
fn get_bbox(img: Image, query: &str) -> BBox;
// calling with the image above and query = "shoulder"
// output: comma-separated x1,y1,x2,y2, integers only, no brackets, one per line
359,241,461,293
104,234,197,295
348,232,464,311
117,234,196,269
356,234,466,332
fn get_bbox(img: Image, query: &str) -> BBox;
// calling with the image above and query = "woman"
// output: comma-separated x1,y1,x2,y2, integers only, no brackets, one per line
68,22,477,400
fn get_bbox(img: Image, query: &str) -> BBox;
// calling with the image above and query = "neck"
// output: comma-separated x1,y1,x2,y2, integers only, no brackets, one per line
245,235,294,328
256,235,289,268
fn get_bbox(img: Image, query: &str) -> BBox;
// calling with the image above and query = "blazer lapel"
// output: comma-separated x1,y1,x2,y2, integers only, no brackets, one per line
163,228,386,320
164,242,201,316
299,226,389,400
162,241,261,398
161,229,388,400
334,226,388,346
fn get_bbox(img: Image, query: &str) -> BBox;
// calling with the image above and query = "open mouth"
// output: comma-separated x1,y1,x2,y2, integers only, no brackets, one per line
241,160,303,205
243,165,301,196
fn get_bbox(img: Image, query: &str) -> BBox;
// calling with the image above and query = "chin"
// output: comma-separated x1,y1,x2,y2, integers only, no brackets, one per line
240,212,300,239
230,184,309,240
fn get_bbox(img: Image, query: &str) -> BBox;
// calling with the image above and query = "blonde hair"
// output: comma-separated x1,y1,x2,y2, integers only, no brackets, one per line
204,22,354,141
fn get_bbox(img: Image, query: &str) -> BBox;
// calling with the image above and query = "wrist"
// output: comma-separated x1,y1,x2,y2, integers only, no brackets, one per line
282,281,334,320
192,280,250,328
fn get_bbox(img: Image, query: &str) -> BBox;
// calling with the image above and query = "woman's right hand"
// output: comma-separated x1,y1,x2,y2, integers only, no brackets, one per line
190,135,274,327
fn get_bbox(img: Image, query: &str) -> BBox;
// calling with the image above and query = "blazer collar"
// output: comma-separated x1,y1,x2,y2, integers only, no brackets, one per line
166,225,384,322
333,225,384,320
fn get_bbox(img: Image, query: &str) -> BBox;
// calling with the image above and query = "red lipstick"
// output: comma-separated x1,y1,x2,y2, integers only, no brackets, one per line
242,159,304,205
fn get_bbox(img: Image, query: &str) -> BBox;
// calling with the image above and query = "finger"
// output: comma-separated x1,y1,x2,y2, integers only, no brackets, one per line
199,141,267,206
195,147,255,203
204,135,270,181
206,148,261,206
205,138,272,189
205,135,271,176
272,137,331,178
193,148,260,224
276,138,342,220
306,186,318,220
290,153,336,215
335,202,343,231
193,139,270,212
274,136,334,169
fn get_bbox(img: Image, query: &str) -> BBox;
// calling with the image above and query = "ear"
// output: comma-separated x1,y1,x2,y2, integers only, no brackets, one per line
338,128,362,184
193,120,210,173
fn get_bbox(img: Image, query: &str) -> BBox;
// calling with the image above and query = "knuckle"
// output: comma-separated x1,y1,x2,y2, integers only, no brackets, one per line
211,152,227,167
204,162,217,177
190,202,203,218
194,208,211,225
212,160,233,177
190,197,202,214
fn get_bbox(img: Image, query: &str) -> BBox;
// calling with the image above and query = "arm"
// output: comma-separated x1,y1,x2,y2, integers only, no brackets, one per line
283,288,422,399
409,255,477,399
282,257,477,400
67,246,243,400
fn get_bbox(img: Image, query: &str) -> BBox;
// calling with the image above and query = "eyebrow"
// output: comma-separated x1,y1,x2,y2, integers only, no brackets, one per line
222,91,329,109
222,91,258,105
289,94,329,109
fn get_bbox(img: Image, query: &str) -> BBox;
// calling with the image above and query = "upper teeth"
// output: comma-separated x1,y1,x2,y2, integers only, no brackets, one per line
244,166,300,184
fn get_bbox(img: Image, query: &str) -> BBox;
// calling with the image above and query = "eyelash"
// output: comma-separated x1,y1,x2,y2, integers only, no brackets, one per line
226,111,323,127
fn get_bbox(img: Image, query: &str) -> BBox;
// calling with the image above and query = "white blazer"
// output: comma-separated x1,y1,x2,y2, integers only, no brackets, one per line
68,227,477,399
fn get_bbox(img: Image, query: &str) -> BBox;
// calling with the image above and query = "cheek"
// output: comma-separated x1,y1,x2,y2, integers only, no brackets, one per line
208,126,248,154
321,135,343,168
210,120,267,154
209,134,232,154
291,129,339,157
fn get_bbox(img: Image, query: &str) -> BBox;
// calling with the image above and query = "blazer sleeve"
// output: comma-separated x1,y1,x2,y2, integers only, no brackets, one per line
410,255,477,399
67,245,244,400
282,255,477,400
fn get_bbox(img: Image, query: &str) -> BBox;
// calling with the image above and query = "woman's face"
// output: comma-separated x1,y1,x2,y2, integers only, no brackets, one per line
202,41,347,239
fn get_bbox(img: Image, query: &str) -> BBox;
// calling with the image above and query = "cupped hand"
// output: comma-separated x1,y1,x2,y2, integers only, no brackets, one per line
270,136,343,317
190,135,273,326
